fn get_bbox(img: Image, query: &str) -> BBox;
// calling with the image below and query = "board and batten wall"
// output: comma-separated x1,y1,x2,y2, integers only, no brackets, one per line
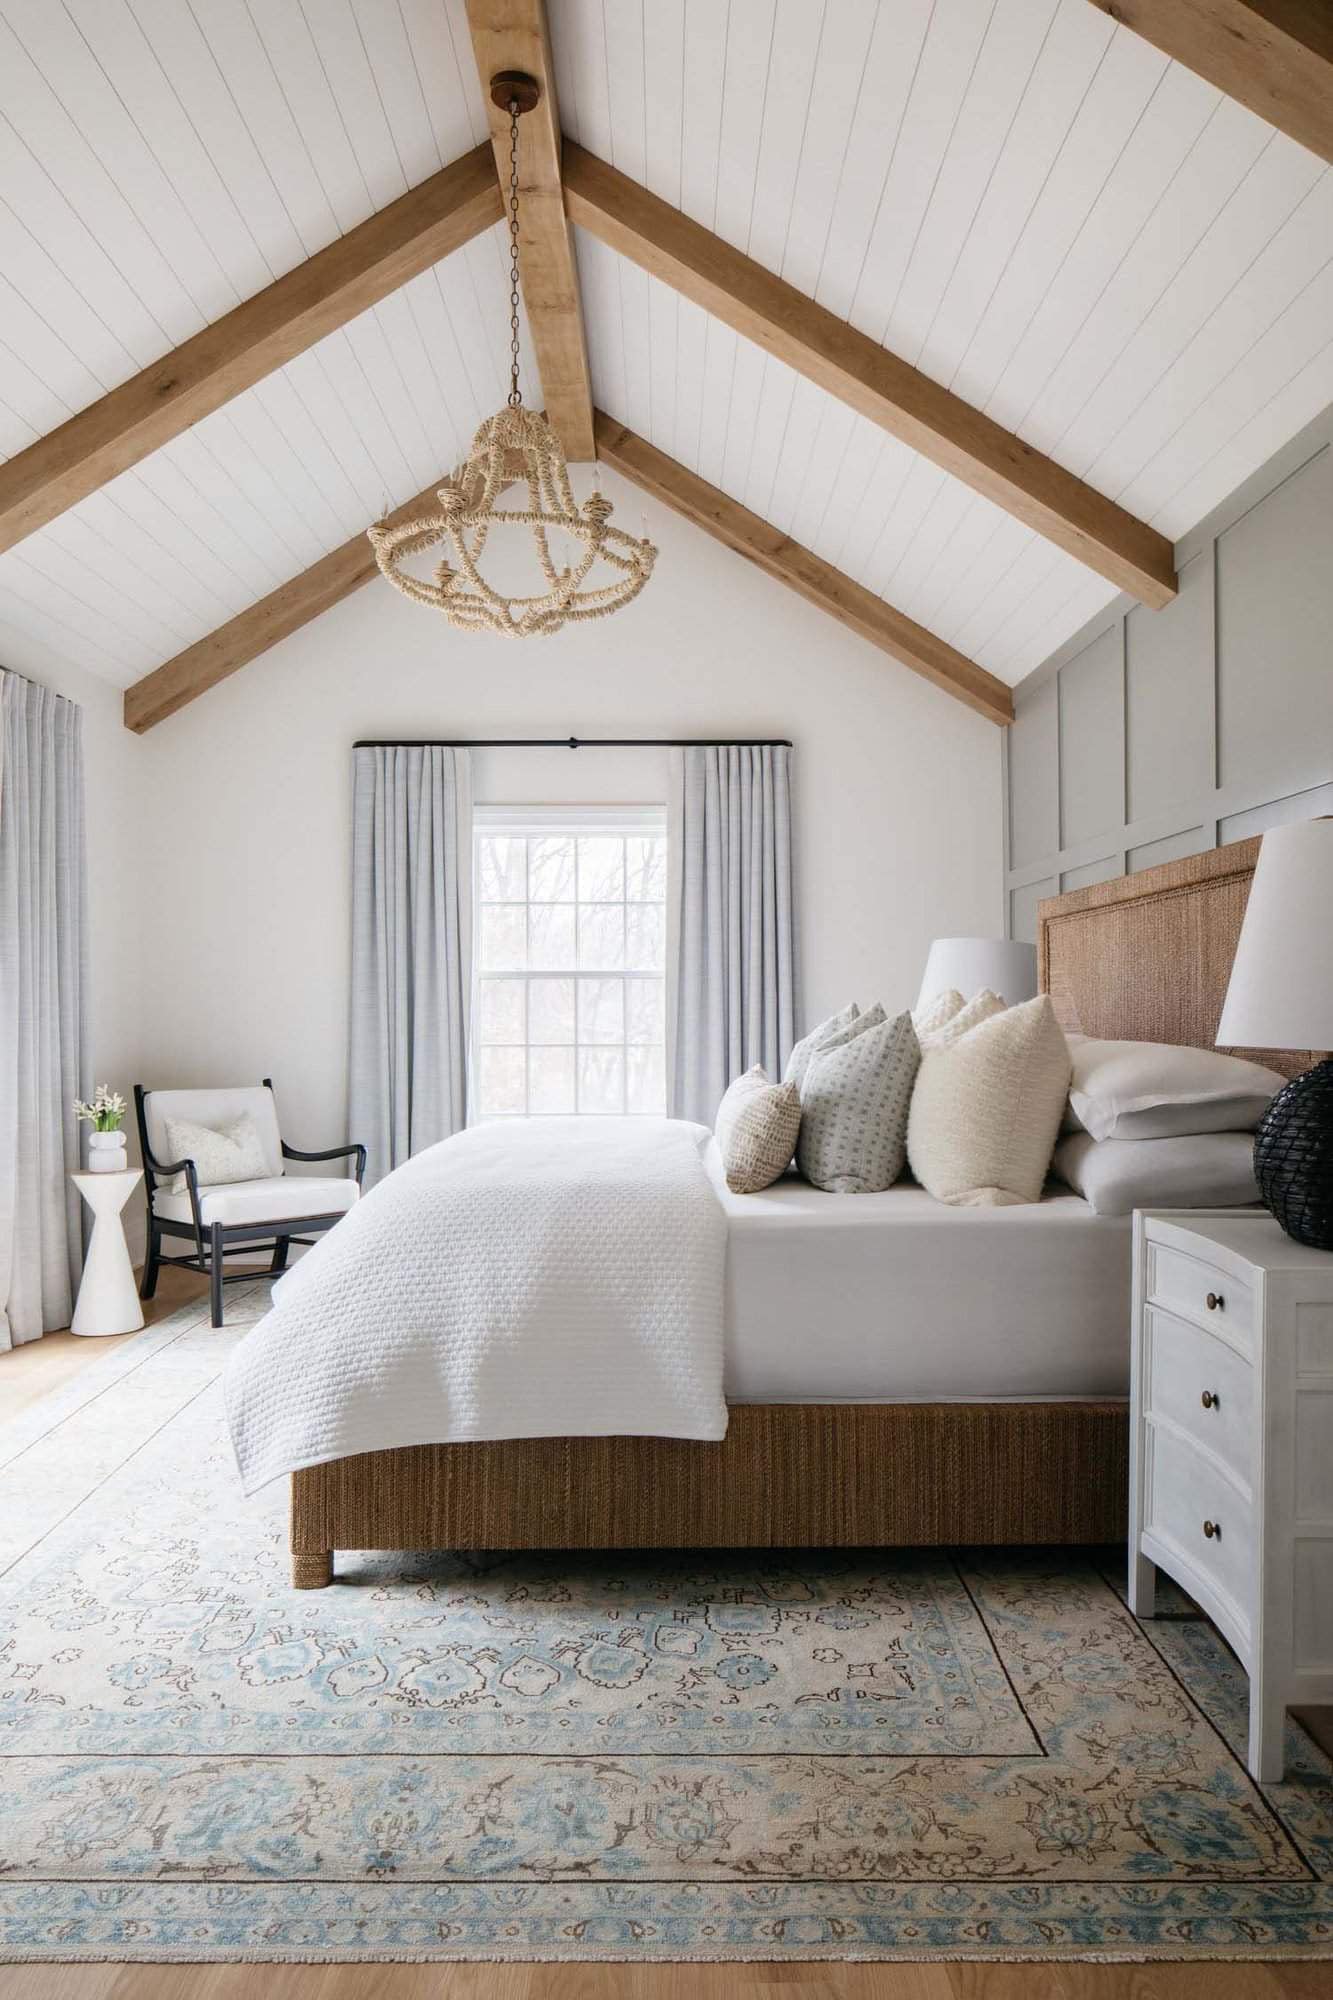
1004,408,1333,943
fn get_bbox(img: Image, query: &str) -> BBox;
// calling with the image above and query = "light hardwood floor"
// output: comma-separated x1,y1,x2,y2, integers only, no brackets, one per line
1,1281,1329,2000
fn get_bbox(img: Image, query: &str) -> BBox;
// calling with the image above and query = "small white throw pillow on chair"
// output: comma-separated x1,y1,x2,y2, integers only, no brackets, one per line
163,1112,271,1192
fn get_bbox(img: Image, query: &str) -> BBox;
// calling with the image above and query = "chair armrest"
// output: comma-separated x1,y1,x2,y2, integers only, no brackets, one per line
281,1139,368,1187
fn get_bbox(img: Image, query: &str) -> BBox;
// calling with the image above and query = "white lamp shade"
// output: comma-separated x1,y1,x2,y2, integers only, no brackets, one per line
916,936,1039,1012
1216,820,1333,1050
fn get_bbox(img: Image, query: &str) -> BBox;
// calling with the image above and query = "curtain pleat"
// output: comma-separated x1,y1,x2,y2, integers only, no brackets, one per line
668,744,796,1125
348,746,471,1187
0,670,89,1348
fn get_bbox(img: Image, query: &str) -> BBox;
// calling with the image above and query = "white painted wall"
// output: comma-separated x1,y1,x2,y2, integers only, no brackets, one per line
36,474,1003,1205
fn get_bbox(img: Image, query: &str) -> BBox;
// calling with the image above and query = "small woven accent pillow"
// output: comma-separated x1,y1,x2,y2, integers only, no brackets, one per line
714,1066,803,1193
163,1112,270,1193
797,1010,920,1193
783,1002,860,1094
907,993,1071,1206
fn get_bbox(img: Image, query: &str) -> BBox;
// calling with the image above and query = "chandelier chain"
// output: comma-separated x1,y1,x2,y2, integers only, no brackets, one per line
366,74,656,635
507,98,522,409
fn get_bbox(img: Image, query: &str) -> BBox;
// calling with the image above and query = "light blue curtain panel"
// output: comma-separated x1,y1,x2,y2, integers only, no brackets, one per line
348,745,472,1187
669,744,797,1125
0,670,88,1348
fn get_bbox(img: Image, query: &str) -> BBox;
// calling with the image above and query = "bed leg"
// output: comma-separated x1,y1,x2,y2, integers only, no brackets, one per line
292,1550,333,1589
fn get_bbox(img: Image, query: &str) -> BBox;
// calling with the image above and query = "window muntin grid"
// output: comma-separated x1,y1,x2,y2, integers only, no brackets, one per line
473,816,667,1118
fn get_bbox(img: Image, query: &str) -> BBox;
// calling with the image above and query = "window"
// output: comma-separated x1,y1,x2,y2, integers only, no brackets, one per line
473,808,668,1118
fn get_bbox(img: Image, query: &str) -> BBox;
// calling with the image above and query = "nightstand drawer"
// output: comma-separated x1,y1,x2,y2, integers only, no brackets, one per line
1144,1421,1252,1627
1143,1305,1252,1487
1146,1239,1253,1348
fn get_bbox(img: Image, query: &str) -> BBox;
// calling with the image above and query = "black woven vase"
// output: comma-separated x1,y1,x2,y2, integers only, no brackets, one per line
1253,1056,1333,1251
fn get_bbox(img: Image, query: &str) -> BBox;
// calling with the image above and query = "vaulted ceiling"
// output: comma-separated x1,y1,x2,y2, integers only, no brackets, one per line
0,0,1329,727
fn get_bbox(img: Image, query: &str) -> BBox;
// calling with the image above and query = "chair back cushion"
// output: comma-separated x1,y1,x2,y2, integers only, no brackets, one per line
143,1086,283,1180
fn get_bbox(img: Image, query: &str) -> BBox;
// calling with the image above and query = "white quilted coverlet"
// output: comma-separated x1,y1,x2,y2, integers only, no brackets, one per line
222,1118,727,1492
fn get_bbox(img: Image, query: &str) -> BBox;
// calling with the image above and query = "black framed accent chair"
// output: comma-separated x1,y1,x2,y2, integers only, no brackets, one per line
134,1080,366,1327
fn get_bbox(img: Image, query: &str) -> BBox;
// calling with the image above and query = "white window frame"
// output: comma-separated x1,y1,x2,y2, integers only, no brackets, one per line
470,804,668,1120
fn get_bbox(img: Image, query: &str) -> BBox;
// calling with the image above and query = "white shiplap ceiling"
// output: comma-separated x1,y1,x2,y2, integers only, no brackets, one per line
0,0,1330,698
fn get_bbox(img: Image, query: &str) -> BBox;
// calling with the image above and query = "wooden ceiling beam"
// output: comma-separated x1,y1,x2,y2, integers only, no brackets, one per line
1086,1,1333,163
121,477,450,733
122,415,1012,731
465,0,596,460
594,415,1013,727
0,143,502,556
564,144,1177,611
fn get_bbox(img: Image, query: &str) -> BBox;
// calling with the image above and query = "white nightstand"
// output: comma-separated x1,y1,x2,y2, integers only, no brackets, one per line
1129,1209,1333,1782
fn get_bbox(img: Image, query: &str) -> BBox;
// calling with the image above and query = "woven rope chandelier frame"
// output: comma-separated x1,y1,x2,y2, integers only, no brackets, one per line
369,74,656,637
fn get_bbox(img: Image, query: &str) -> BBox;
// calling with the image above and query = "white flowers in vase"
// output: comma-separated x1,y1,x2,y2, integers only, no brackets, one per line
75,1085,129,1173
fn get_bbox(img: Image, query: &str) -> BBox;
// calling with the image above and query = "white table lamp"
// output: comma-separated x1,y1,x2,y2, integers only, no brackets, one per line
916,936,1038,1012
1216,819,1333,1250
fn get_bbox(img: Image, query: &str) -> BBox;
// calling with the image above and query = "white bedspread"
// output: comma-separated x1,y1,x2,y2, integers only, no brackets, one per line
223,1118,727,1493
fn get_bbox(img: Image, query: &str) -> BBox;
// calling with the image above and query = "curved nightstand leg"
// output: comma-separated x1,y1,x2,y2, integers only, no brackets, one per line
1128,1550,1157,1618
292,1550,333,1589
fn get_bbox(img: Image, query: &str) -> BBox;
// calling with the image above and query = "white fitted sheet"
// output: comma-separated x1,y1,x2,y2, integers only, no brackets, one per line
707,1145,1131,1404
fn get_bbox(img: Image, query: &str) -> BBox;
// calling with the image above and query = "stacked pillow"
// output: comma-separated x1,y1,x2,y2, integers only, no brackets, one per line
1050,1038,1286,1215
794,1005,920,1193
712,1000,1288,1215
713,1066,802,1194
711,1001,920,1195
906,991,1071,1205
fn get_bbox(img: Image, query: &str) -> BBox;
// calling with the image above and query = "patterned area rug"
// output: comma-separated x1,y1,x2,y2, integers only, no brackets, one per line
1,1288,1332,1964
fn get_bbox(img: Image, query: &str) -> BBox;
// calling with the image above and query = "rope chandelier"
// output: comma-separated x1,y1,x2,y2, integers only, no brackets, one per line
369,72,656,637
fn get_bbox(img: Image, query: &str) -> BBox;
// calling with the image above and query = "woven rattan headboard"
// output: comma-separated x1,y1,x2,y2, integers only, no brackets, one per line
1038,837,1315,1080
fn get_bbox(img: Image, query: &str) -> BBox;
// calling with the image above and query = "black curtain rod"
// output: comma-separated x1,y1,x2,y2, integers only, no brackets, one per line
353,736,794,749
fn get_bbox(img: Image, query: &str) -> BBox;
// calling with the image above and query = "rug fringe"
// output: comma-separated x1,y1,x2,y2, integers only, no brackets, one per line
3,1947,1332,1965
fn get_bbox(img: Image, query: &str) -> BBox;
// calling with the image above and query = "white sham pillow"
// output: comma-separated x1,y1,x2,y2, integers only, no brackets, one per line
1053,1131,1260,1217
162,1111,270,1192
714,1066,802,1193
797,1010,920,1193
907,994,1071,1206
784,1002,859,1094
1065,1037,1287,1141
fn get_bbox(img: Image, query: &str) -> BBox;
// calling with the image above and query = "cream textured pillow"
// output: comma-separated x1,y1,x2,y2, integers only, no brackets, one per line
784,1003,859,1094
907,994,1071,1206
912,987,964,1043
797,1011,920,1193
714,1066,802,1193
916,988,1005,1049
163,1112,270,1192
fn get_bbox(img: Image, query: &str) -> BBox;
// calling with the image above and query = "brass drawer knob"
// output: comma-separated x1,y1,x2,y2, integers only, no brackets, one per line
1201,1389,1218,1410
1203,1518,1220,1540
1206,1292,1224,1311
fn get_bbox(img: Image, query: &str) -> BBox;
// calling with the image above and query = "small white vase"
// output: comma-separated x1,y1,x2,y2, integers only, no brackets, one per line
87,1129,128,1174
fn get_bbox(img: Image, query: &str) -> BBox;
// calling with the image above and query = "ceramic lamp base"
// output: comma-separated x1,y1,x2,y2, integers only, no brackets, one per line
1254,1056,1333,1252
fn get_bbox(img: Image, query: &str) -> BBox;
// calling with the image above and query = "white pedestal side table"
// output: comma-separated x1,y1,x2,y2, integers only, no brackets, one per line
71,1170,144,1337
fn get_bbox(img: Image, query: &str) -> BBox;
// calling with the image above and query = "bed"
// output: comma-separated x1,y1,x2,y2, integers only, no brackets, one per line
284,834,1307,1586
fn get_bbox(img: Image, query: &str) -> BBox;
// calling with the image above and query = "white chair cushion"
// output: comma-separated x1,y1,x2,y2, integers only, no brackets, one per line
153,1175,359,1228
144,1086,283,1179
